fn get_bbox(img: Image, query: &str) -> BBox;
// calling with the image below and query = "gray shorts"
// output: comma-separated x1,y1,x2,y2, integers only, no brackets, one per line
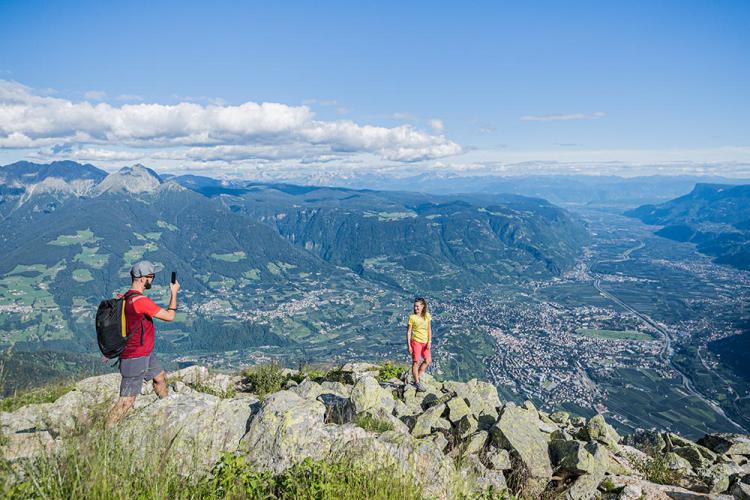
119,353,164,397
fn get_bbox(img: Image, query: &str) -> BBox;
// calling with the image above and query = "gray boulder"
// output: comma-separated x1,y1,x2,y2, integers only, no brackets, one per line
240,390,367,473
732,481,750,500
350,376,395,414
411,403,446,438
698,434,750,456
458,454,508,495
487,448,512,470
118,392,254,473
289,379,323,400
491,403,553,484
0,430,57,461
320,381,352,397
336,430,458,498
446,397,471,423
549,440,609,475
550,411,570,425
582,414,621,449
565,469,606,500
317,393,354,424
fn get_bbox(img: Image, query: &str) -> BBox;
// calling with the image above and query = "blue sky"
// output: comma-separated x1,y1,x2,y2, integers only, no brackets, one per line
0,1,748,178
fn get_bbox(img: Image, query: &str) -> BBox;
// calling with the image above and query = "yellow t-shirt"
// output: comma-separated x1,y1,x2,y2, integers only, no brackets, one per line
408,312,432,344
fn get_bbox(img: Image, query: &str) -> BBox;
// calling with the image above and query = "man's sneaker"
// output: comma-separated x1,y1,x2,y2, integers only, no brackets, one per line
415,381,427,392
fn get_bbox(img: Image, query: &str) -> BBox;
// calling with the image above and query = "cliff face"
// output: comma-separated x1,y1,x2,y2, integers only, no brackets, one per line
2,363,750,499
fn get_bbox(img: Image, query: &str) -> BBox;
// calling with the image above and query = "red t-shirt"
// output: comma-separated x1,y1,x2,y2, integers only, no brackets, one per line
120,290,162,359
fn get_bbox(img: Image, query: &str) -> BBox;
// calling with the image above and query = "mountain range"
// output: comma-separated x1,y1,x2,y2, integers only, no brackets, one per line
626,183,750,270
0,161,589,368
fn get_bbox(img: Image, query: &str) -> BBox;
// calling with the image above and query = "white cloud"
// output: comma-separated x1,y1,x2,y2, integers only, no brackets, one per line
521,111,606,122
428,119,444,133
116,94,144,102
84,90,107,100
0,80,461,163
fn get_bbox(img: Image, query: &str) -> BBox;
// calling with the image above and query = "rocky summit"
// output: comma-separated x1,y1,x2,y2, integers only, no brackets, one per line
2,363,750,499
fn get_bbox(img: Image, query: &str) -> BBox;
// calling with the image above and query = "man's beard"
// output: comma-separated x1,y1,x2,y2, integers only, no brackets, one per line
145,281,152,290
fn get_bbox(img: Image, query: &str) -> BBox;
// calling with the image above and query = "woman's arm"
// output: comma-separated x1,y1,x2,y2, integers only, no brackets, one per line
427,320,432,346
406,324,413,352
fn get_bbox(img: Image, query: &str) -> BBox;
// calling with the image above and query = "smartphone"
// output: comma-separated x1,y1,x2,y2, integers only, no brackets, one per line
171,271,177,284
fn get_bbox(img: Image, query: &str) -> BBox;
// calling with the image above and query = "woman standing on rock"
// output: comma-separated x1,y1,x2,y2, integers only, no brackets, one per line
407,297,432,392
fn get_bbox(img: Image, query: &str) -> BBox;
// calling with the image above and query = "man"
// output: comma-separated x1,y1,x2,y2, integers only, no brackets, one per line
106,260,180,427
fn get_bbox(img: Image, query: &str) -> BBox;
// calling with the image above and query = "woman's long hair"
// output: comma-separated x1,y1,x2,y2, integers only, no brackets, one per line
414,297,428,319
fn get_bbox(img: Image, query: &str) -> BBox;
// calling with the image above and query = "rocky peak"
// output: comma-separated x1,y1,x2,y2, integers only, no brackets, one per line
2,363,749,499
94,164,163,195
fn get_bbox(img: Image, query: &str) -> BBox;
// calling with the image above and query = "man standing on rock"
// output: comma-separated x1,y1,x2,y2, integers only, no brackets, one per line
106,260,179,427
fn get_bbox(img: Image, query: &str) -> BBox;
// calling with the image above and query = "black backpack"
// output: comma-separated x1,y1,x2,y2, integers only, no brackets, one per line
95,290,144,359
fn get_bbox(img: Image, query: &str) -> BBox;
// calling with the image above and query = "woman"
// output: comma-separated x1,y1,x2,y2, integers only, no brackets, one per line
406,297,432,392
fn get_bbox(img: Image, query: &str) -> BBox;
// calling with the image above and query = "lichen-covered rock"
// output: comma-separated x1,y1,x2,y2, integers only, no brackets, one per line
549,411,570,425
240,390,367,473
549,440,609,475
118,392,254,473
320,381,352,397
446,396,471,424
411,403,446,438
169,365,209,386
487,448,512,470
362,407,410,434
491,403,553,482
350,376,394,414
0,430,57,461
317,393,354,424
664,451,694,474
672,442,717,469
698,433,750,456
458,454,508,495
565,469,605,500
1,402,53,434
623,429,667,454
732,480,750,500
582,414,621,449
461,430,489,456
336,430,458,498
442,379,500,425
341,362,381,382
457,414,479,439
289,379,323,400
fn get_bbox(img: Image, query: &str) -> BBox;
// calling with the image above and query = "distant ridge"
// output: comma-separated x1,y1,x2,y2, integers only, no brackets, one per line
626,183,750,270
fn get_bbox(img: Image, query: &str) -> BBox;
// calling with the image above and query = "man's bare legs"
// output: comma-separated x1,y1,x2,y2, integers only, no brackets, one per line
107,371,168,428
106,396,136,428
153,371,168,398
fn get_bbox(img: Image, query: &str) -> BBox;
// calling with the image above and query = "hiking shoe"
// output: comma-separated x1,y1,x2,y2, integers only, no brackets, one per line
415,382,427,392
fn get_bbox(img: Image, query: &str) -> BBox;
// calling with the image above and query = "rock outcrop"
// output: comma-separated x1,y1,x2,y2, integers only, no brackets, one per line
2,363,750,499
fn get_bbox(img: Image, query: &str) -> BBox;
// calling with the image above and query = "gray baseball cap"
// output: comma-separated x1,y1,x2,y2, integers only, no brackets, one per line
129,260,163,278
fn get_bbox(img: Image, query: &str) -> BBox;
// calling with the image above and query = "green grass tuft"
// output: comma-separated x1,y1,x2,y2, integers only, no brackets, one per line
242,362,286,398
0,381,74,413
354,413,394,433
1,427,423,499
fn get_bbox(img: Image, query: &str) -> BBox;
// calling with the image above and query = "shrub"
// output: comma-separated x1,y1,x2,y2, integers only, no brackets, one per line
0,381,74,413
290,364,329,384
377,361,409,382
202,454,422,499
242,362,285,398
629,448,683,485
354,413,394,433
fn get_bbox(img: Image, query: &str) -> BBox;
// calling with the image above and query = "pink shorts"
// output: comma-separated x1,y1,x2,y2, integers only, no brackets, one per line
411,340,431,363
